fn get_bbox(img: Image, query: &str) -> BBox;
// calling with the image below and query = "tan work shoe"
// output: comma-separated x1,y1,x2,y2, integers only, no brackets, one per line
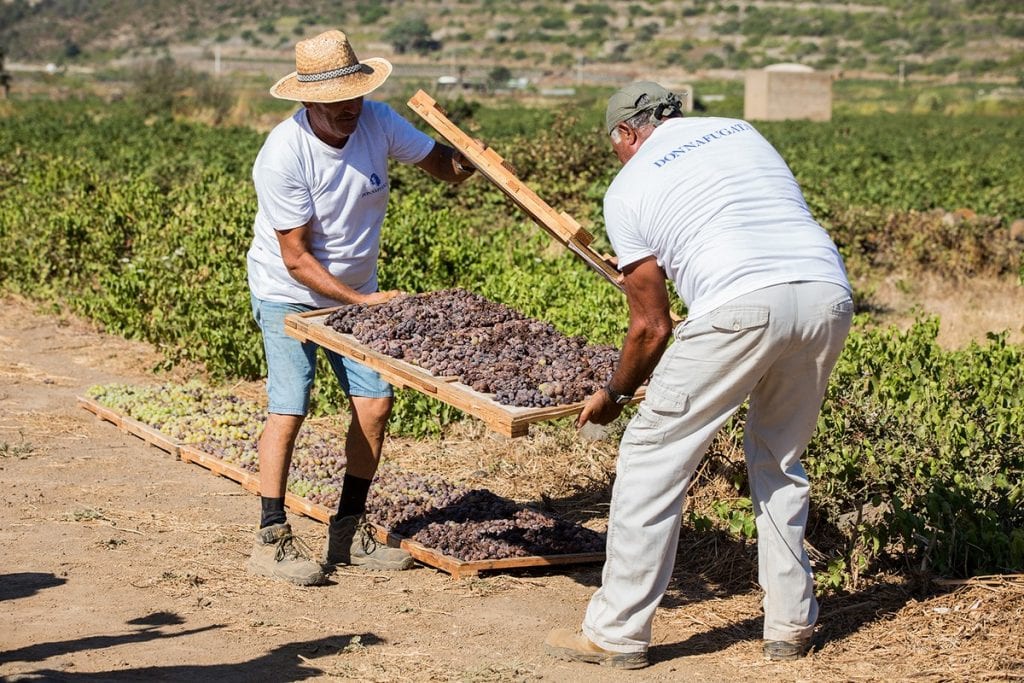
323,514,414,571
247,523,325,586
544,628,649,669
763,638,813,661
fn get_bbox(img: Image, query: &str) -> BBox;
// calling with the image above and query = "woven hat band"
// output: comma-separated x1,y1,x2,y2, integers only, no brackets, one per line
296,63,365,83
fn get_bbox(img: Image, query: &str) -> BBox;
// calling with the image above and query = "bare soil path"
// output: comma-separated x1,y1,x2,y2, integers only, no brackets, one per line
1,295,1021,682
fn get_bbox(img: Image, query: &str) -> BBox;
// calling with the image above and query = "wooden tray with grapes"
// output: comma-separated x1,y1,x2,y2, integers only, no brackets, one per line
80,395,606,579
283,303,642,438
176,442,607,580
78,396,181,456
174,446,609,581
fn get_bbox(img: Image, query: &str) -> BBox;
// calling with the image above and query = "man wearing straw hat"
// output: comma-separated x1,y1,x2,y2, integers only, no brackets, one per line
246,30,477,585
544,82,852,667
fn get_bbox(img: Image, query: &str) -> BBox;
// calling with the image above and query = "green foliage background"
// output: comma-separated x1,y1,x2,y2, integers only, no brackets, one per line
1,97,1022,582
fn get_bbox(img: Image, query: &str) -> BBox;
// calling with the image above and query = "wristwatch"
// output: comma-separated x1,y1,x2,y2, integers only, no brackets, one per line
604,384,634,405
453,155,475,175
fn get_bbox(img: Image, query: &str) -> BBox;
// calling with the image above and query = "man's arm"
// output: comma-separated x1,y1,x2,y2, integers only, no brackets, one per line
276,221,401,306
576,255,674,427
414,141,476,183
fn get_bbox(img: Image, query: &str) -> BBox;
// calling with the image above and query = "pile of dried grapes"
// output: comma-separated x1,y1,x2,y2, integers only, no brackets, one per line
367,467,605,562
325,288,620,407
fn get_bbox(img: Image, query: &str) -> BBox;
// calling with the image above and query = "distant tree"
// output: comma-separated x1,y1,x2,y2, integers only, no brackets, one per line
357,2,388,25
487,65,511,90
131,57,184,115
700,53,725,69
385,17,441,55
629,4,652,18
572,3,612,16
637,22,660,41
540,16,566,30
550,52,575,67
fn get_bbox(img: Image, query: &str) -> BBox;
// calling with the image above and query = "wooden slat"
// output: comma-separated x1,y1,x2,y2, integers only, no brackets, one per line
408,89,623,291
283,493,331,524
373,528,604,580
178,444,260,493
78,396,179,457
78,396,123,427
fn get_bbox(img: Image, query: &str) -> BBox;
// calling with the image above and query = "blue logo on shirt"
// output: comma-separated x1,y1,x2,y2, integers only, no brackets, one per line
361,172,387,198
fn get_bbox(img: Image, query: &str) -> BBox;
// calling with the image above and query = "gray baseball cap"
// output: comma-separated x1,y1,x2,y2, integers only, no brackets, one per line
605,81,684,134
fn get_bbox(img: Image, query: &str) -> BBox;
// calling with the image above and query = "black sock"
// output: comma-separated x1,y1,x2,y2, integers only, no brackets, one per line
336,474,372,519
260,496,286,528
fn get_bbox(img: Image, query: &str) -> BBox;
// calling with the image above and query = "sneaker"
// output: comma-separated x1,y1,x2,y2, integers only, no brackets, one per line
323,514,414,571
763,638,813,661
247,522,325,586
543,628,649,670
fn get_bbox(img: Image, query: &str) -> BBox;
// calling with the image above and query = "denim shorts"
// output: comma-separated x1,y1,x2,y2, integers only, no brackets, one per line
251,295,393,415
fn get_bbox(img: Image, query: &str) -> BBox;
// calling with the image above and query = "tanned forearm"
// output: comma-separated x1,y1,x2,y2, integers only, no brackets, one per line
415,142,476,184
609,256,674,394
283,251,369,304
276,224,401,306
608,315,672,396
574,256,673,428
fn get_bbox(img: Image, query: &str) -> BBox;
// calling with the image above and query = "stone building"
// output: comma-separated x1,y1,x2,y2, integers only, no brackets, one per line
744,64,832,122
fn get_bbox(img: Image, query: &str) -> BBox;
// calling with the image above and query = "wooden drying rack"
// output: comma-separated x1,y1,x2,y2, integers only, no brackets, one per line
284,308,643,438
78,395,605,579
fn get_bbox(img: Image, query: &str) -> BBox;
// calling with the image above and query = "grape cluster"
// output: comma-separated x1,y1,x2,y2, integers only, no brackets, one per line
367,467,605,562
325,289,620,407
88,381,606,562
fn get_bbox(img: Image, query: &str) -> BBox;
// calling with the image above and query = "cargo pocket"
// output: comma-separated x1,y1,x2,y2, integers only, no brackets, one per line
710,305,769,333
829,296,854,319
629,380,690,446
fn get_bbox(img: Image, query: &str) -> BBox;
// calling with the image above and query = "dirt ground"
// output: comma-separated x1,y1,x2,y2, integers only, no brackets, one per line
2,293,1023,683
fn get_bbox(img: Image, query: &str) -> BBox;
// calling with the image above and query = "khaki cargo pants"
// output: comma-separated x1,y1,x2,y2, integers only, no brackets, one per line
583,281,853,653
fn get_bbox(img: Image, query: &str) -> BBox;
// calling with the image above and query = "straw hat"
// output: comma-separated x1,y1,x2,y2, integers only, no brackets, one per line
270,30,392,103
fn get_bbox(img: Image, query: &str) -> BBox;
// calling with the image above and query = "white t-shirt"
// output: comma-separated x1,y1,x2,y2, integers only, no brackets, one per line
604,117,850,320
247,100,435,307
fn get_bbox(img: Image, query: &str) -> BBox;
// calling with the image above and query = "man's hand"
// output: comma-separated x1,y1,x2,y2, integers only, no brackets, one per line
576,388,623,429
416,142,478,183
360,290,404,306
575,256,672,433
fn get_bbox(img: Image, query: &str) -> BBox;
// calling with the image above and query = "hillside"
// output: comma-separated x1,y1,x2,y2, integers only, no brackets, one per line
2,0,1023,85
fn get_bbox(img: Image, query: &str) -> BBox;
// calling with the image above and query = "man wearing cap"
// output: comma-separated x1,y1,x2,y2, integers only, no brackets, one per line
544,82,852,667
246,30,477,585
